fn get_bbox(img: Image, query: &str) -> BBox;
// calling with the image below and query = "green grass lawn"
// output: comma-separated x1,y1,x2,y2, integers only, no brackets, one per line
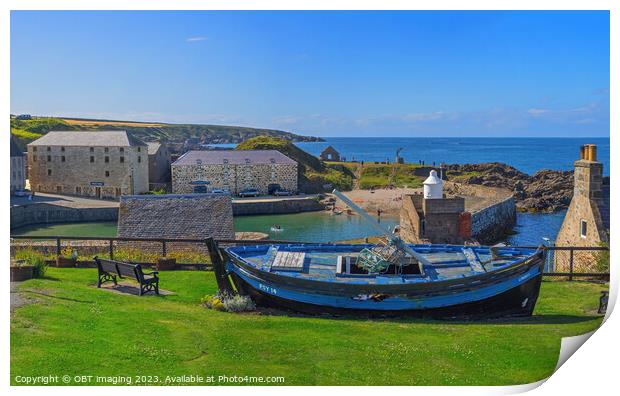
11,268,606,386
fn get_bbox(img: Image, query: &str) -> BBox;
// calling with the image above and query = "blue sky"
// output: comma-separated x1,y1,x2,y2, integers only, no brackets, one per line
11,11,609,137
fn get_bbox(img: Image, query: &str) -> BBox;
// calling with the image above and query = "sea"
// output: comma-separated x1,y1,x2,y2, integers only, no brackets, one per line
295,137,610,175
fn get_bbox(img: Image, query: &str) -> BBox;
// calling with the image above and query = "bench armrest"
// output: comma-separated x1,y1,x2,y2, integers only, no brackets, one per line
143,271,159,276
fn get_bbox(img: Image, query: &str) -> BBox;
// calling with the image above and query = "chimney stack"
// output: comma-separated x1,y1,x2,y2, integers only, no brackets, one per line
574,144,602,199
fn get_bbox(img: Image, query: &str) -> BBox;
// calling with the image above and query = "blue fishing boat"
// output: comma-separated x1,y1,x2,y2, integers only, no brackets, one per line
214,191,546,319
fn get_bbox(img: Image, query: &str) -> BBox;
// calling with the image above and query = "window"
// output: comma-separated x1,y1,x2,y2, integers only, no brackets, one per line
138,147,141,152
61,156,66,162
61,146,65,152
32,147,37,152
580,220,588,238
90,156,95,163
120,147,124,153
105,156,109,163
105,171,110,177
76,186,81,195
90,147,94,152
138,156,141,163
46,146,51,152
47,169,52,176
104,147,109,153
47,155,51,162
120,156,125,163
33,156,37,162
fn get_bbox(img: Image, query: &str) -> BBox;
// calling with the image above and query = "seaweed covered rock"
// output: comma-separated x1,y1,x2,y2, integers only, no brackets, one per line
446,163,574,212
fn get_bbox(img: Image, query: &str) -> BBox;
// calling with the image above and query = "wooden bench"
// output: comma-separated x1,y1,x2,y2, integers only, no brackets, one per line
94,256,160,296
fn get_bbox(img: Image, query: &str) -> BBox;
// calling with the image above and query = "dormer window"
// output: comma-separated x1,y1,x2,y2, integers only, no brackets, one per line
270,158,276,164
196,159,202,165
245,158,250,164
223,159,229,164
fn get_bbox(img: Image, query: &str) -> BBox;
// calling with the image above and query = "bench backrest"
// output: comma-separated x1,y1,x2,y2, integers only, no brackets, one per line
97,258,119,275
116,262,140,280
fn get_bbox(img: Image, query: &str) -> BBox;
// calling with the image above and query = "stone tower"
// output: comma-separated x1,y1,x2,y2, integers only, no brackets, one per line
555,144,609,250
400,170,467,244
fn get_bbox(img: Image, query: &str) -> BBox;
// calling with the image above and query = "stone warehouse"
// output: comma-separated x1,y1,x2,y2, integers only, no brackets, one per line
10,136,26,194
27,131,149,199
172,150,298,195
147,141,172,187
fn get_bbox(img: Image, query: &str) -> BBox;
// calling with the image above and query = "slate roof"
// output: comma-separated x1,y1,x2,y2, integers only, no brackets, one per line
172,150,296,166
28,130,147,147
117,194,234,240
320,145,339,155
10,136,24,157
146,141,162,155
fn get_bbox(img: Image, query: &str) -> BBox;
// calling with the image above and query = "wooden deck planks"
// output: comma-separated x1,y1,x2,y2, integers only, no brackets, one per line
271,251,306,272
462,248,486,273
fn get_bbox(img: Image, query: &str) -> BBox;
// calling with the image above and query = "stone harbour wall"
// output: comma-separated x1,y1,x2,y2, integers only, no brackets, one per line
470,196,516,244
11,204,118,230
233,197,324,216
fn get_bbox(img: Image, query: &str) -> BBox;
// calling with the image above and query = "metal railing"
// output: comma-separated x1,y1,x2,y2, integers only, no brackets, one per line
9,236,609,279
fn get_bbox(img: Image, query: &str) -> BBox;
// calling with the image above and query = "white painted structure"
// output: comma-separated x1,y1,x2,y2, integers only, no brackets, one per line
423,170,443,199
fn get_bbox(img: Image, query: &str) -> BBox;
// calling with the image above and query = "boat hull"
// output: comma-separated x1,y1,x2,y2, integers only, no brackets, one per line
225,249,545,319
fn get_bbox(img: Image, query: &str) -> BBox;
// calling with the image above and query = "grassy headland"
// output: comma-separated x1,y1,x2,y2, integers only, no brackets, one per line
10,267,606,385
9,116,321,151
236,136,355,192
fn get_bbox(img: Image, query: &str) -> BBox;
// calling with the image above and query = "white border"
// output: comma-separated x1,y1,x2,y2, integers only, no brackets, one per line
2,2,617,396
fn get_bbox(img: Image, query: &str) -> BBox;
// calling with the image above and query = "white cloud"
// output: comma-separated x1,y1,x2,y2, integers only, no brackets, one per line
186,36,207,43
527,108,549,116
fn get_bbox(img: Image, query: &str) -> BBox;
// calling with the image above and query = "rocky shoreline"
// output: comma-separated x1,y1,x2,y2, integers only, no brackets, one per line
445,162,589,213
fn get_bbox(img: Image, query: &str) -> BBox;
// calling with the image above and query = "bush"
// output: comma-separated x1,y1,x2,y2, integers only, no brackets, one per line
223,295,256,312
595,242,610,273
13,249,47,278
201,293,255,313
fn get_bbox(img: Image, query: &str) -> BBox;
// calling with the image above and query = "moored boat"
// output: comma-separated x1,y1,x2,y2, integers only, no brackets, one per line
221,243,545,319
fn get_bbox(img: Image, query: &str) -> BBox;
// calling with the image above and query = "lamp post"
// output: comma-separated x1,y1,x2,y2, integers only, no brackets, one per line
542,237,554,272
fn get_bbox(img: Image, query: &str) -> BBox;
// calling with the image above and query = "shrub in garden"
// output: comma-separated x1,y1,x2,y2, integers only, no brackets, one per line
201,293,255,313
13,249,47,278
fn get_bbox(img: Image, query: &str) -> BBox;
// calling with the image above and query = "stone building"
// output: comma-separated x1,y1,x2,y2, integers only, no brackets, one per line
10,136,26,194
319,145,341,162
172,150,298,195
147,141,171,187
555,145,610,270
27,131,149,199
117,194,234,240
400,170,470,244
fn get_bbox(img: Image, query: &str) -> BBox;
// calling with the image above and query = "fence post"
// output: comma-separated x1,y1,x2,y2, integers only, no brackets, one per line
56,238,61,256
568,249,574,281
109,240,114,260
162,241,167,257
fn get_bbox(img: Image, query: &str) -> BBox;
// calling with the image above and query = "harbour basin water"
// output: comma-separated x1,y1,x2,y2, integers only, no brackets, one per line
12,210,566,246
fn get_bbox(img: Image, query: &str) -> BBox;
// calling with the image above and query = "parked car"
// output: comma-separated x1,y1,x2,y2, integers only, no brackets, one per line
273,188,293,196
211,189,227,194
238,188,260,198
14,189,30,197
